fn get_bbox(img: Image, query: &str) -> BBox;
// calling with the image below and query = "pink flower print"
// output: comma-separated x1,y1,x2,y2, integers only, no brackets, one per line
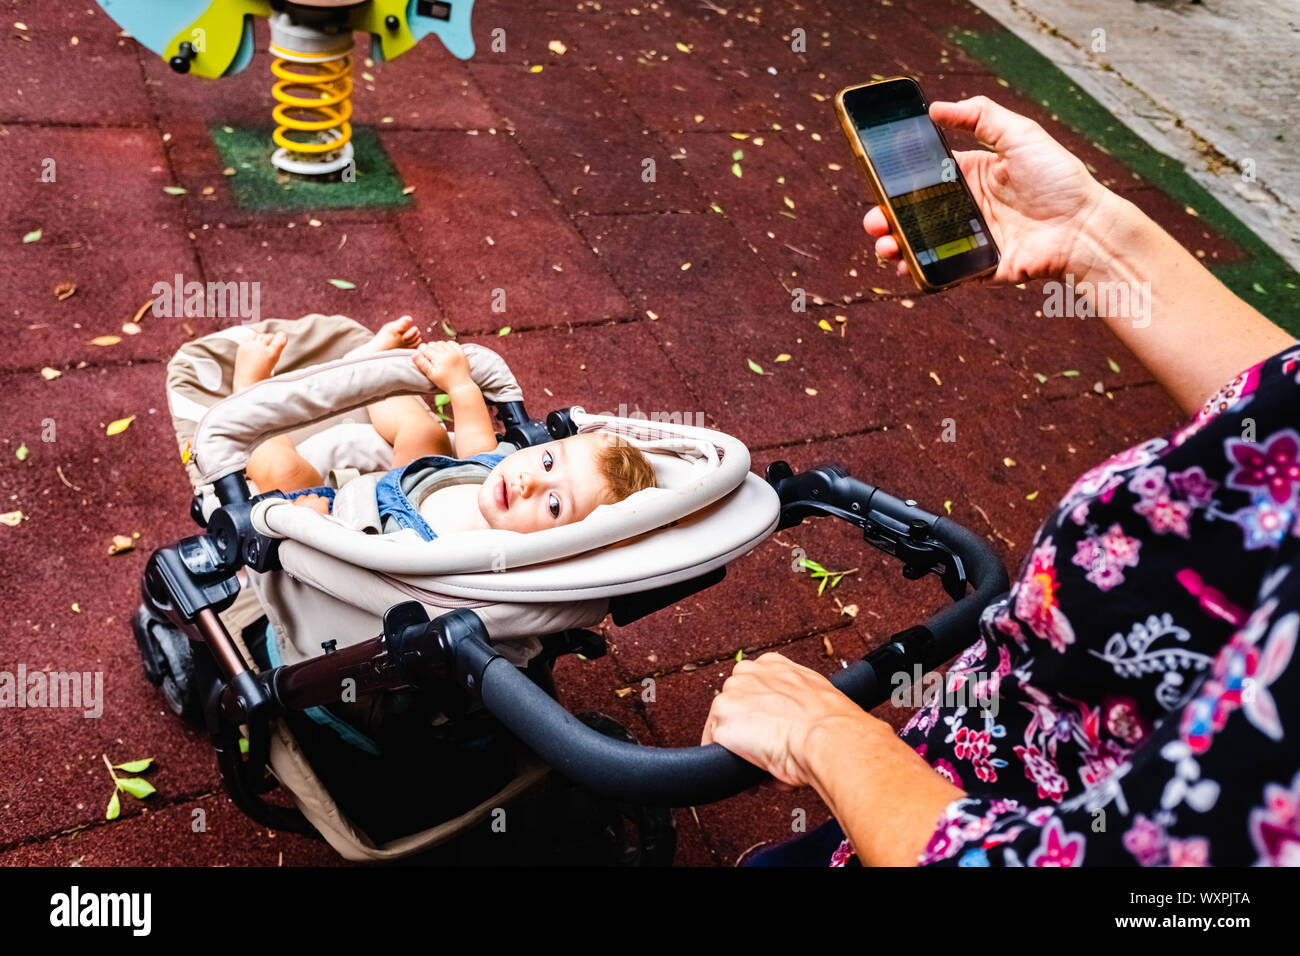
1102,695,1150,745
1233,493,1294,551
1250,771,1300,866
1134,494,1192,538
1176,362,1263,448
1225,429,1300,505
1080,739,1130,789
1072,537,1101,572
1170,466,1218,506
1027,817,1085,866
1014,743,1069,802
953,727,998,783
1127,465,1168,501
932,758,963,789
1168,838,1210,867
1015,538,1076,652
1069,501,1090,526
1101,523,1142,567
1122,814,1166,866
1073,524,1141,591
829,839,855,867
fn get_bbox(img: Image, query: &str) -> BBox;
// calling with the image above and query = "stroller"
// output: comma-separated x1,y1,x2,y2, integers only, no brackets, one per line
133,314,1009,864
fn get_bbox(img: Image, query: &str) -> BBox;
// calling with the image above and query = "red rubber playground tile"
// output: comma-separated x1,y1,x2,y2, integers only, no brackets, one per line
0,8,153,126
192,220,444,331
457,321,701,428
939,280,1157,400
385,129,633,333
663,129,882,304
0,362,218,847
0,127,210,371
583,15,772,133
470,63,709,215
0,792,342,867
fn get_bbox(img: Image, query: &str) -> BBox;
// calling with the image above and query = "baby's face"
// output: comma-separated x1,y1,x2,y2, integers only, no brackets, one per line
477,434,611,534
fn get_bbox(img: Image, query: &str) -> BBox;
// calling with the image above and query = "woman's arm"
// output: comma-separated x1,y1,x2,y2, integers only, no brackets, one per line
1066,188,1294,415
701,653,962,866
866,96,1295,415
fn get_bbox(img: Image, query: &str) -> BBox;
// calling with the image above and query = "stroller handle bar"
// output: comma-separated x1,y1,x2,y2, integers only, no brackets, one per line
451,467,1010,806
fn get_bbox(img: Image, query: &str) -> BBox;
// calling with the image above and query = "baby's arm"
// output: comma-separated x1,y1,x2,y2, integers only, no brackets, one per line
412,342,499,457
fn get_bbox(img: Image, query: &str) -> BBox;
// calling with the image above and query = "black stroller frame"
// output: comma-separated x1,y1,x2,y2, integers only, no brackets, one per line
133,397,1009,859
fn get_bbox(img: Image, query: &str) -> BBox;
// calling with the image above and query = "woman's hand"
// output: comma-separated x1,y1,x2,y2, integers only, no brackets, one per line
413,340,473,393
865,95,1114,285
700,652,872,788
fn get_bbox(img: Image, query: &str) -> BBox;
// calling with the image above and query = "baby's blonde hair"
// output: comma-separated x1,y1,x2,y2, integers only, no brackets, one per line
594,435,657,504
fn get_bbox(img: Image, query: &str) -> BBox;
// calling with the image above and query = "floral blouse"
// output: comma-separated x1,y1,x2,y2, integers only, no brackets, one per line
838,342,1300,867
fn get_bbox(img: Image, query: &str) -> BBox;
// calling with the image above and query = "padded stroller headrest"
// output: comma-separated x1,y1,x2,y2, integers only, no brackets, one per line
252,408,759,575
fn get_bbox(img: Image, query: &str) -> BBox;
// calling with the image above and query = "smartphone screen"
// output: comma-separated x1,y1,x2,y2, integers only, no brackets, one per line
839,79,998,289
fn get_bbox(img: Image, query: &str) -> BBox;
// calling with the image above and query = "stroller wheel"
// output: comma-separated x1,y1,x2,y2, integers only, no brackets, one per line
131,603,201,723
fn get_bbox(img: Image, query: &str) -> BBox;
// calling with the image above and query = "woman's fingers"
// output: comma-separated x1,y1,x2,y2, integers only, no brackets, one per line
875,233,899,260
929,96,1024,150
862,205,890,237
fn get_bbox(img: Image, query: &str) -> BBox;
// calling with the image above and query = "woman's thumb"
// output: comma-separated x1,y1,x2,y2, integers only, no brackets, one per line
929,96,1016,149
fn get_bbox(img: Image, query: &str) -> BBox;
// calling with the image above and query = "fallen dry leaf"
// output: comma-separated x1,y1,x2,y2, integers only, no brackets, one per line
108,534,134,555
0,511,24,527
53,281,76,301
613,687,633,698
121,322,141,336
106,415,136,436
131,299,154,325
40,367,61,381
91,335,121,347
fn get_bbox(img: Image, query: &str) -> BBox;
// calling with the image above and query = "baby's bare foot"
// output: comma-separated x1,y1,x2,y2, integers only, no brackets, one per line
292,494,331,516
233,331,289,391
347,315,422,357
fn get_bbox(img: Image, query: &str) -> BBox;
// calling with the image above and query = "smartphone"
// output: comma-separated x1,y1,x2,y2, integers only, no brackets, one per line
835,77,999,292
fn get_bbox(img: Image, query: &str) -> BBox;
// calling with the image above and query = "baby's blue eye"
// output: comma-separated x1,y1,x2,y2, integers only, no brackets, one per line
549,494,560,518
542,451,553,471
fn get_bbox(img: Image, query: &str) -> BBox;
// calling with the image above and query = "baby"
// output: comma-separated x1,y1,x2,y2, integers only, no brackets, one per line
233,318,657,538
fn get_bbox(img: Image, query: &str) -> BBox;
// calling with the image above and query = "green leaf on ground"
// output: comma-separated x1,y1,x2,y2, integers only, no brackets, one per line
328,278,356,290
116,777,156,799
22,229,41,244
746,358,763,374
105,791,120,820
113,758,153,773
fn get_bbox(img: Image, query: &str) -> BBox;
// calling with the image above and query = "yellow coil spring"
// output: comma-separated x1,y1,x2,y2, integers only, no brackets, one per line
270,54,353,156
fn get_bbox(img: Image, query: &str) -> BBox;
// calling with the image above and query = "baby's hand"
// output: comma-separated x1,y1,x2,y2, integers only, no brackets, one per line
413,341,473,392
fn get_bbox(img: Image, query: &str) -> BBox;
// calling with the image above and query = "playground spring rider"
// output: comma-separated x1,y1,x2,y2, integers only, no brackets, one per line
95,1,476,176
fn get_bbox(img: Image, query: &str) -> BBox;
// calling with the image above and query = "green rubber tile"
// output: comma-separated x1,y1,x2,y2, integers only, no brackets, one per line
209,124,412,212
